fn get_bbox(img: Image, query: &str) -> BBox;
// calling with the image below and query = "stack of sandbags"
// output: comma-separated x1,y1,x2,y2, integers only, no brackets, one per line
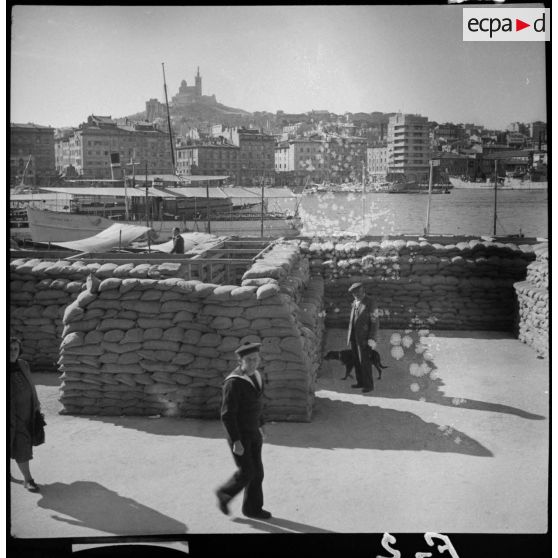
240,242,323,421
9,258,189,371
59,255,319,421
514,243,548,357
59,275,242,418
9,258,94,370
296,237,535,332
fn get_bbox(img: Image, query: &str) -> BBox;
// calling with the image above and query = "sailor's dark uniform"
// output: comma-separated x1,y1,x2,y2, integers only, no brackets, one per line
217,367,266,516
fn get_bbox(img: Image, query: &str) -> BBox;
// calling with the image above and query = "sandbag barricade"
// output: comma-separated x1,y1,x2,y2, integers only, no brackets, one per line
9,258,186,371
514,243,548,357
296,237,536,332
50,242,324,422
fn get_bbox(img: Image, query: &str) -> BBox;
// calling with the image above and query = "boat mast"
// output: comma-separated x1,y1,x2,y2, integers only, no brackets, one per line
261,171,265,237
493,158,498,236
361,162,366,236
162,63,176,172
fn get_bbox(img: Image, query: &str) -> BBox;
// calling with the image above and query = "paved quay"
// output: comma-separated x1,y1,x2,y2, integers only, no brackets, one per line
10,329,548,538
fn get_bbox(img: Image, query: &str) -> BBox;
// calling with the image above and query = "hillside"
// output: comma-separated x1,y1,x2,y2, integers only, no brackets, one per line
126,99,251,124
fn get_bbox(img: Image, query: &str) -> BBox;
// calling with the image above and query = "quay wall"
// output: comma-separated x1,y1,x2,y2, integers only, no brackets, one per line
514,243,548,357
293,237,539,332
10,244,324,422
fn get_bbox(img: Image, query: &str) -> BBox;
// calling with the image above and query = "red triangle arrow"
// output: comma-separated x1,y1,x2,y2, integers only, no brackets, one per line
516,19,530,31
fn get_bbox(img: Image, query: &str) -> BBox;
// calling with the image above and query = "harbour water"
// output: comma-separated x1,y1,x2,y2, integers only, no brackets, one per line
274,189,548,238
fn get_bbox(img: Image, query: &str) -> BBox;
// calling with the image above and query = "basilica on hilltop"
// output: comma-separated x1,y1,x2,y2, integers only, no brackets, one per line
145,67,217,121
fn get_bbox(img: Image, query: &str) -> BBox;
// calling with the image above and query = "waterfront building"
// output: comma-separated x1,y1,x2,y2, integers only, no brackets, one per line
176,142,240,182
10,123,56,187
225,128,276,186
367,145,389,183
387,113,431,182
54,115,173,179
324,134,368,184
274,138,327,187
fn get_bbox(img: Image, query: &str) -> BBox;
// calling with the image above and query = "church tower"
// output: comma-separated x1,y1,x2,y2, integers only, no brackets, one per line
195,67,202,97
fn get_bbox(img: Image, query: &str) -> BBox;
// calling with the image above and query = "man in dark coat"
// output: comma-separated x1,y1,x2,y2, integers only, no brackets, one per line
347,282,380,393
170,227,185,254
215,342,271,519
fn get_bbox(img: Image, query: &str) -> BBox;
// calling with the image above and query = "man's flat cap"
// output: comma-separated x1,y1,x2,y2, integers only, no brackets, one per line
348,282,364,293
235,342,262,357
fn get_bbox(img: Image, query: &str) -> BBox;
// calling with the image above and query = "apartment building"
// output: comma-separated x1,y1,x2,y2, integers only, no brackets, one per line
274,138,327,186
367,145,389,183
227,128,276,186
387,113,431,182
55,115,173,179
176,142,240,182
10,123,56,186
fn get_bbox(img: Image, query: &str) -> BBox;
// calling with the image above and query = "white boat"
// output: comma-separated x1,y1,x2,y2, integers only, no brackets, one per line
449,176,547,190
26,206,301,243
23,183,301,243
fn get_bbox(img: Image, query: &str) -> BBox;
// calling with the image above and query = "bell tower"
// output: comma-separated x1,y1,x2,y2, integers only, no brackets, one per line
195,66,202,97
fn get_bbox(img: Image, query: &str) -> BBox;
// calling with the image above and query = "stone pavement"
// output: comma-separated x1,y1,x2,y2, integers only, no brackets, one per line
9,329,548,538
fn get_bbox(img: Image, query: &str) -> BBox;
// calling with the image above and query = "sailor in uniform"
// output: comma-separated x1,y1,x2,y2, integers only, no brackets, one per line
215,342,271,519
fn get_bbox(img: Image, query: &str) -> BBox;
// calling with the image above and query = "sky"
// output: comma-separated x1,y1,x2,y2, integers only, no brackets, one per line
9,4,548,130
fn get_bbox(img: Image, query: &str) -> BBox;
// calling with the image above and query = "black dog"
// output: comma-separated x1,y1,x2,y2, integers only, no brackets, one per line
324,348,388,380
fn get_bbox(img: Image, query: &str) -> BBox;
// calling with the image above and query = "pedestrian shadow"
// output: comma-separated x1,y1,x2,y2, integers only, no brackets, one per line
232,516,334,533
35,481,188,536
320,332,546,421
74,414,225,438
269,395,493,456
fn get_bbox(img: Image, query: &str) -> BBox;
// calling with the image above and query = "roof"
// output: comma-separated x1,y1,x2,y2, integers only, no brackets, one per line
221,187,296,199
11,123,53,131
40,186,230,199
11,193,71,202
133,174,229,183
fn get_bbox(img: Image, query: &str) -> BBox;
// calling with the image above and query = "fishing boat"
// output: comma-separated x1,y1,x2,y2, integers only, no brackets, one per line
385,181,451,194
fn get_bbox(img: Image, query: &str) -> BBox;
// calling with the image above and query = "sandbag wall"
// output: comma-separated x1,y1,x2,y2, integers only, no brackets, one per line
56,243,324,421
514,243,548,357
297,238,536,331
9,258,185,371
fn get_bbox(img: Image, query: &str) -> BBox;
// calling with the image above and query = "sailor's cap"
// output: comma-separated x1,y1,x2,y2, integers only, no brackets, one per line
235,342,262,357
348,282,364,293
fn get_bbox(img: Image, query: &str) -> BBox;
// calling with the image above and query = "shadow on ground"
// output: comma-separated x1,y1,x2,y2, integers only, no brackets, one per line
34,481,187,536
232,516,334,533
320,331,546,422
69,396,491,456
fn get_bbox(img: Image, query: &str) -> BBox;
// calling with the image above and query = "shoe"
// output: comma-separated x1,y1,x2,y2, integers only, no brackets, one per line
362,387,373,393
24,479,40,492
215,491,230,515
351,384,363,389
243,509,272,520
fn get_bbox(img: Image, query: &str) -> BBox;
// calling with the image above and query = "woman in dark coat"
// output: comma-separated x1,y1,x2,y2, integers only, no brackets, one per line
10,337,42,492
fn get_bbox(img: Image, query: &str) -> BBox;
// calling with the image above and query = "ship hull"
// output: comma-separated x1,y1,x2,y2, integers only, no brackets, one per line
449,177,547,190
26,207,301,243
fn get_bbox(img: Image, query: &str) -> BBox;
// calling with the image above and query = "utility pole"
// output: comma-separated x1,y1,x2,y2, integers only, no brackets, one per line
125,149,139,221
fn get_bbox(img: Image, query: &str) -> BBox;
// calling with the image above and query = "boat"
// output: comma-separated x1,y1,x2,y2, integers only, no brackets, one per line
23,184,302,244
449,176,547,190
386,182,451,194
